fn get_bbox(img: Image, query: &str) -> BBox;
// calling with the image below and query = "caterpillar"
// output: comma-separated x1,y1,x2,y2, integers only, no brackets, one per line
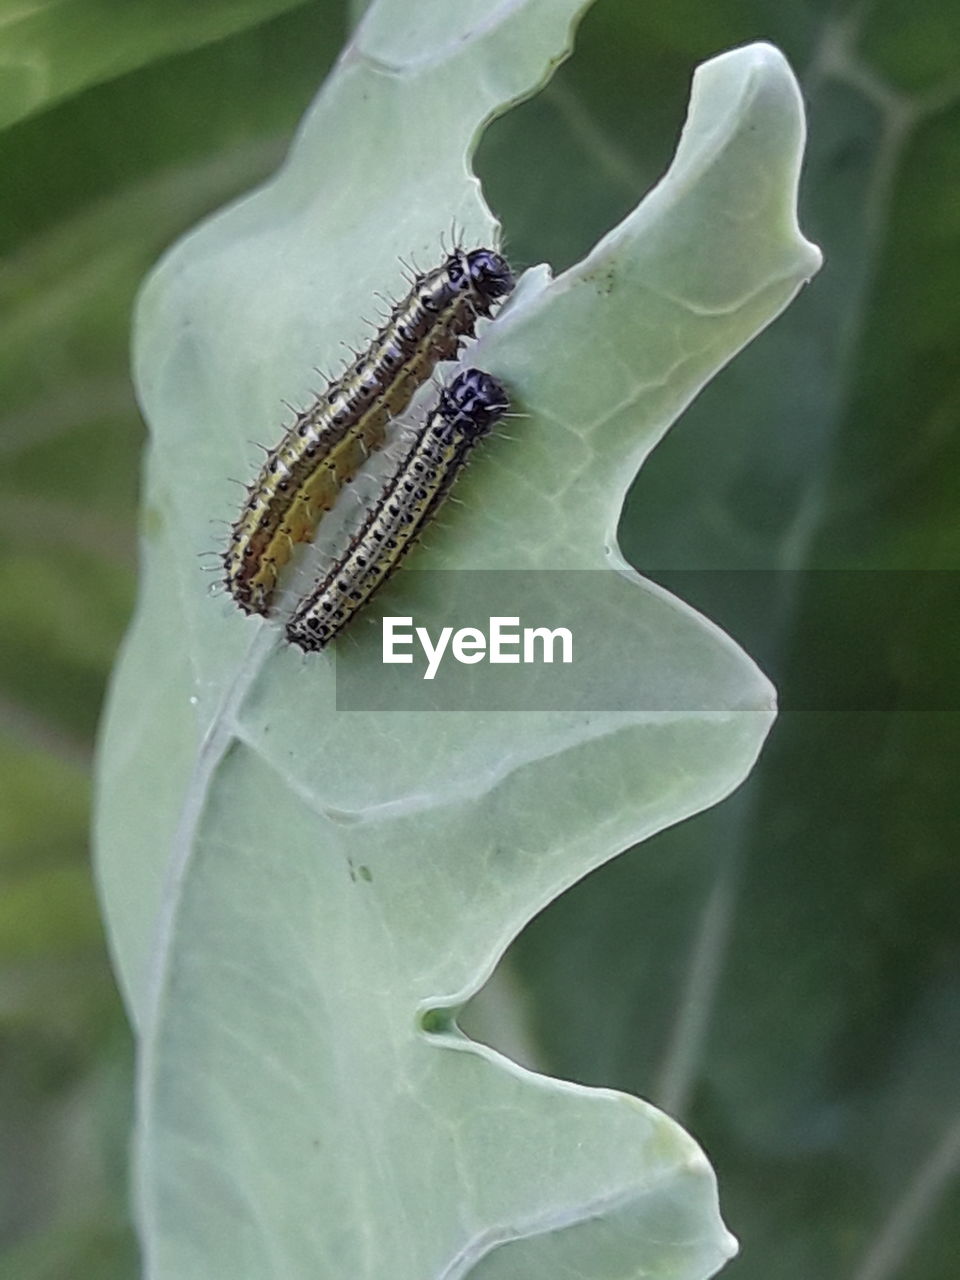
285,368,509,653
223,248,514,616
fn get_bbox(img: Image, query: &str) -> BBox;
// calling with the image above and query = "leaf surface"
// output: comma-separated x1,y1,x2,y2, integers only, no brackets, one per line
93,4,819,1275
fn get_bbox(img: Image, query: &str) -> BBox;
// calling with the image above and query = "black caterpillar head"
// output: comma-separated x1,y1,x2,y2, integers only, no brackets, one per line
464,248,514,309
438,368,509,441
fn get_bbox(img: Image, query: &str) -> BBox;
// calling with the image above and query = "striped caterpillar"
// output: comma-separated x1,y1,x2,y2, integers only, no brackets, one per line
223,249,513,616
285,368,509,652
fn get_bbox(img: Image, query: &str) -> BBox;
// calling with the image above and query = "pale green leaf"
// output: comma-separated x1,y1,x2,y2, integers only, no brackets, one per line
94,3,819,1275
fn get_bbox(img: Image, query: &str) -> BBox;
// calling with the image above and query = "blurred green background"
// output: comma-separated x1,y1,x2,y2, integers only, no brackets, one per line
1,1,957,1277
